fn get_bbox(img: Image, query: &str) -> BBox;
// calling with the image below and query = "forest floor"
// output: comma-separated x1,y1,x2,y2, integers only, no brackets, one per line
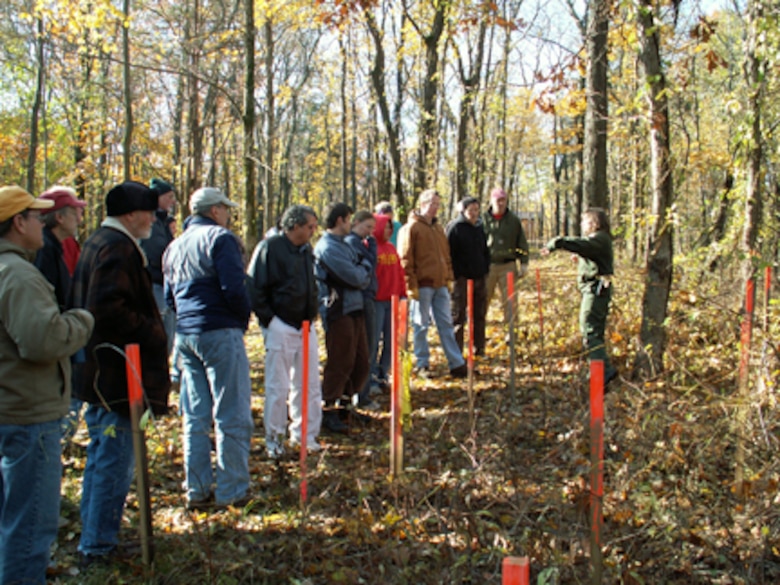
51,254,780,585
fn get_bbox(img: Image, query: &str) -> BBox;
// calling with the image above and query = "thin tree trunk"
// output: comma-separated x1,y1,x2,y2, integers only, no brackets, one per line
263,17,275,236
122,0,133,181
583,0,609,208
243,0,257,247
27,15,45,192
634,0,674,377
734,0,765,493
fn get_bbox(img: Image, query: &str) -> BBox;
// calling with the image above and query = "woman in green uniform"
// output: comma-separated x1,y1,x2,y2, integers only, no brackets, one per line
541,208,617,385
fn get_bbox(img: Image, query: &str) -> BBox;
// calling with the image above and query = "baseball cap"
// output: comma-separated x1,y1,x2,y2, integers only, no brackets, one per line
189,187,238,215
0,185,55,222
40,186,87,214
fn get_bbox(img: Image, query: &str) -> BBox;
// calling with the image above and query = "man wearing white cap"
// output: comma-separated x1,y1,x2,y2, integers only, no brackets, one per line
0,186,94,584
163,187,253,510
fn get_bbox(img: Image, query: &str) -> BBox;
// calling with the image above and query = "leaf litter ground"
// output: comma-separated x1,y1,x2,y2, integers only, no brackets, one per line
52,257,780,584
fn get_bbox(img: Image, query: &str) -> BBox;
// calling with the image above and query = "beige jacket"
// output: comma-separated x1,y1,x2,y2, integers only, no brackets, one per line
398,211,454,292
0,240,94,425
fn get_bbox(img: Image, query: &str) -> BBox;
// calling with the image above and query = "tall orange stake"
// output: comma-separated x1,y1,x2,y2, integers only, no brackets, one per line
502,556,530,584
300,320,310,504
535,267,544,343
125,343,153,567
589,359,605,584
390,295,401,478
507,271,516,407
467,279,475,422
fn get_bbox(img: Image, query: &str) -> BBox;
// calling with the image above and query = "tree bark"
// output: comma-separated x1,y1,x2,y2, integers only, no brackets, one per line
122,0,133,181
27,15,45,193
243,0,257,248
634,0,674,377
583,0,609,209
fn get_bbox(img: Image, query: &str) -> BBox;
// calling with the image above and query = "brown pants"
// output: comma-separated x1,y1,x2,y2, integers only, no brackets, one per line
322,313,369,405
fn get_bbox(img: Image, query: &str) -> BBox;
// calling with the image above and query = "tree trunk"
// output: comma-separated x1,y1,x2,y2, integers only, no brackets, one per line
263,17,275,235
583,0,609,209
634,0,674,377
412,2,446,196
27,15,45,193
122,0,133,181
243,0,257,248
365,9,404,209
734,0,765,492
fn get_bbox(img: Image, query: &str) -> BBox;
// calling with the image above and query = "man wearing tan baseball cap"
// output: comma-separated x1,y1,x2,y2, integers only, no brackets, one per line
0,185,94,584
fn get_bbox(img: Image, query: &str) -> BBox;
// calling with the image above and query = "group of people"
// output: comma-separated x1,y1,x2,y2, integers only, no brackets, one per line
0,178,616,584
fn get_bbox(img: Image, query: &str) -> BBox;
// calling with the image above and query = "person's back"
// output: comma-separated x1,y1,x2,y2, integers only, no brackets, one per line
163,187,253,510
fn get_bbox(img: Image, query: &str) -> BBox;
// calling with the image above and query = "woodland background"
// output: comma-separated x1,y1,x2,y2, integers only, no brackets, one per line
2,0,780,582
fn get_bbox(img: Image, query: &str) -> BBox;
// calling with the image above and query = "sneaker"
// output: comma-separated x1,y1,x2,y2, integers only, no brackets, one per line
186,493,215,511
449,364,468,378
217,492,256,510
413,365,435,378
322,410,348,434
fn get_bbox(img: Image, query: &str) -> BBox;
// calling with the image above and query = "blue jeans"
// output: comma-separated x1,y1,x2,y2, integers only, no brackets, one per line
374,300,392,383
79,406,135,556
0,419,62,584
177,328,252,505
152,283,177,357
410,286,465,370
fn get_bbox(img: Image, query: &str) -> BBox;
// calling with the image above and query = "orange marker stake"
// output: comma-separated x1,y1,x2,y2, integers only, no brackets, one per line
739,279,755,381
300,320,310,504
467,279,474,369
125,343,153,567
390,295,400,478
535,267,544,342
507,270,516,407
502,556,530,584
589,359,605,584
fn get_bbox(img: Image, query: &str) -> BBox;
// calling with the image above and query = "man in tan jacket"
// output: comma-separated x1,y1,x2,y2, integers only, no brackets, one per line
397,189,467,378
0,185,94,584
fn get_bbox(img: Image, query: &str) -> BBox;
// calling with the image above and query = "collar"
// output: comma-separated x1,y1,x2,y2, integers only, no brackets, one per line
101,217,149,267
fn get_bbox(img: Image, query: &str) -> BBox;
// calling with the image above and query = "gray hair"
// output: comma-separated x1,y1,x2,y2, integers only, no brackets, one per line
43,208,68,229
281,204,317,231
418,189,439,206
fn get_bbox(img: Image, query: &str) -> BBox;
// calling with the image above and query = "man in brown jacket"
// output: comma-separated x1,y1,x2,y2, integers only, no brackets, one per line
398,189,467,378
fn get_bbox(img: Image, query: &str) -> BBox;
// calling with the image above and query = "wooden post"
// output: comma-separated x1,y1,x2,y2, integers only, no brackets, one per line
300,320,310,504
502,556,530,584
507,271,516,407
125,343,153,567
589,359,605,585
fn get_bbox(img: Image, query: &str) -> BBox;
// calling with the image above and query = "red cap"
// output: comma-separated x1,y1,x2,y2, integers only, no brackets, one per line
40,186,87,213
490,187,507,200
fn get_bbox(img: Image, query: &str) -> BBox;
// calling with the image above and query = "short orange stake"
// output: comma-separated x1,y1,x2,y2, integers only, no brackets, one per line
299,320,310,504
125,343,153,567
502,556,530,584
589,359,605,584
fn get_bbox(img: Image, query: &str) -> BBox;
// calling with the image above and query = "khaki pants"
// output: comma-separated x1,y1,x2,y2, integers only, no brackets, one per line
486,261,518,326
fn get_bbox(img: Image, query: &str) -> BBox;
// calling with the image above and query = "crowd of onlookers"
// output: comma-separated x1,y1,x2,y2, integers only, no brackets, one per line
0,179,615,584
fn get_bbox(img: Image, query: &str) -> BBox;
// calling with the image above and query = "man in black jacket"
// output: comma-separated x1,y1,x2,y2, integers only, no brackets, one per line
446,197,491,356
246,205,322,456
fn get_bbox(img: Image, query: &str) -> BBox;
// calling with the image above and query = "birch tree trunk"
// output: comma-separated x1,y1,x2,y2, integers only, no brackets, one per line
634,0,674,377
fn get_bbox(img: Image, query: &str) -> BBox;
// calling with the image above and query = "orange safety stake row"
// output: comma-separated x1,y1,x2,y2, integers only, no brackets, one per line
590,359,605,584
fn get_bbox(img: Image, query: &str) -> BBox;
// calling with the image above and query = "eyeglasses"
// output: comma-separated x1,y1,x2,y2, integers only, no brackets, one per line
19,210,44,223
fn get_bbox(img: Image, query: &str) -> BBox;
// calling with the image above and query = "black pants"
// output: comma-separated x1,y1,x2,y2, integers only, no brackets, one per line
322,313,369,405
451,276,487,354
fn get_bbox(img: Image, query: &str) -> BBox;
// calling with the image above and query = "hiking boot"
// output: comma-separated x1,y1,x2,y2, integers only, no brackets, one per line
322,410,348,434
449,364,468,378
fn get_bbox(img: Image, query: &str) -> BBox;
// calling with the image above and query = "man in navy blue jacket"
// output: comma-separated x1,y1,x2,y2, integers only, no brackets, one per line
163,187,253,510
314,202,372,433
